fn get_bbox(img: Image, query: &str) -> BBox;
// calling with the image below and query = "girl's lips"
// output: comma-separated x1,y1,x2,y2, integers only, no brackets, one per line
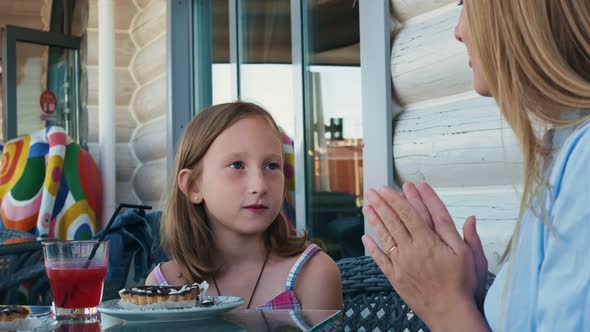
243,206,268,214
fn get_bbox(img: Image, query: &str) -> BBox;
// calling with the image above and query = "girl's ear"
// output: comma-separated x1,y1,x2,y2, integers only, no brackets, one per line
178,168,203,204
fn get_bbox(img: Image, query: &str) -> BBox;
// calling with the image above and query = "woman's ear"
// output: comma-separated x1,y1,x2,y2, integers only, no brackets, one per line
178,168,203,204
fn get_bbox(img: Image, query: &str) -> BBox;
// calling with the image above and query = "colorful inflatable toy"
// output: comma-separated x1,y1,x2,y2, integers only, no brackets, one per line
0,126,102,240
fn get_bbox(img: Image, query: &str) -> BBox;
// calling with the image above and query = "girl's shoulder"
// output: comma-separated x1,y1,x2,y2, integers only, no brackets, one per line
290,247,342,310
272,244,340,284
147,259,185,286
292,245,340,286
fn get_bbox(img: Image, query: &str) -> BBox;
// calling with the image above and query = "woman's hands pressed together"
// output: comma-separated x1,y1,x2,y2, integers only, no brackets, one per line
361,183,490,331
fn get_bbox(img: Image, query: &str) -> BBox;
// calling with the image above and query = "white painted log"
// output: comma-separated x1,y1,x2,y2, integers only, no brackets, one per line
0,1,49,15
87,106,136,142
132,76,166,123
132,159,167,203
131,0,167,48
131,34,166,85
143,200,164,211
116,181,141,205
132,118,167,162
134,0,153,9
115,143,137,179
0,16,47,30
393,93,524,187
87,30,136,67
392,0,456,22
88,0,138,30
88,0,97,28
114,108,138,142
391,4,473,105
436,185,519,273
87,66,137,106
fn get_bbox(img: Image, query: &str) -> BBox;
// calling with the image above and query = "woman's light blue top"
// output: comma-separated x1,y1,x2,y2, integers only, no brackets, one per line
484,119,590,331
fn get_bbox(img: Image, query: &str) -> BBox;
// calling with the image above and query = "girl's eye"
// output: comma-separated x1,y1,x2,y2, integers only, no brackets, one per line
457,0,463,5
265,163,281,171
229,161,244,169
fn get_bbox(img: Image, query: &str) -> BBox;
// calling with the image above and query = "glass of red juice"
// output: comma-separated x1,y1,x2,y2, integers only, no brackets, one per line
42,241,109,322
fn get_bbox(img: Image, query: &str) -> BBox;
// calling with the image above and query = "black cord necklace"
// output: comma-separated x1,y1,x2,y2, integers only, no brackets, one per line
213,249,270,309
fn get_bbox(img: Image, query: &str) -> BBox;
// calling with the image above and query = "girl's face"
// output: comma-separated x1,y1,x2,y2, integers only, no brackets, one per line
455,1,492,97
195,116,284,236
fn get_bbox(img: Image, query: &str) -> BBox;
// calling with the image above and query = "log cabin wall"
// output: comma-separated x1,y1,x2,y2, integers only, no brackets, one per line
86,0,167,210
391,1,522,273
80,0,521,270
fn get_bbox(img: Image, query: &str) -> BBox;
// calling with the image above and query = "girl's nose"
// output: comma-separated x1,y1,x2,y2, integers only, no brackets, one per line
248,170,268,195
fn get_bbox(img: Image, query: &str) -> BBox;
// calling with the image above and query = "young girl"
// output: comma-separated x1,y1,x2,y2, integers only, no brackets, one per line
145,101,342,311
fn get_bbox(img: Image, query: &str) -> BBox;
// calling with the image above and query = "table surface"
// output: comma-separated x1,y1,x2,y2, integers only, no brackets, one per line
19,307,341,332
99,309,341,331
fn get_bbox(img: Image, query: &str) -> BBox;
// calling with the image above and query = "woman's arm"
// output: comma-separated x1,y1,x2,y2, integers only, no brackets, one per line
432,296,491,332
295,251,343,310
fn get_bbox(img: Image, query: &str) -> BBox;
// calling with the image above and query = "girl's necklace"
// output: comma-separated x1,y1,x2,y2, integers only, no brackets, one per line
212,249,270,309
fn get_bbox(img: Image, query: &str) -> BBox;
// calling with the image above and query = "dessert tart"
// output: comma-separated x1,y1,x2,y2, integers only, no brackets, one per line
0,305,29,322
118,282,207,306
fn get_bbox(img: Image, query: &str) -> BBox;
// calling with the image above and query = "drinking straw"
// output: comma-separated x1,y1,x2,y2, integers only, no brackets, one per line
60,203,152,307
84,203,152,267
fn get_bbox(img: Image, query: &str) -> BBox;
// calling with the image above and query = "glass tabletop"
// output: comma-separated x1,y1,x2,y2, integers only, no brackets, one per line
86,309,340,332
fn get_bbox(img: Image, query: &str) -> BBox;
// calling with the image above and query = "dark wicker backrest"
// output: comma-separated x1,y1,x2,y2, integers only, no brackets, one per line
0,229,51,305
337,255,429,332
333,255,496,332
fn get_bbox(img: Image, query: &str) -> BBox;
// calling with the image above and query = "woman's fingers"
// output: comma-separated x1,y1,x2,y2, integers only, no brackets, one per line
363,204,398,254
415,183,464,251
375,186,431,240
365,189,411,246
462,216,488,309
402,182,434,230
463,216,486,268
362,235,395,281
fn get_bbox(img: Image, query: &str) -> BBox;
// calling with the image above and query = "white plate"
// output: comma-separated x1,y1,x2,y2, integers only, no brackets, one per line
97,296,245,323
0,316,59,332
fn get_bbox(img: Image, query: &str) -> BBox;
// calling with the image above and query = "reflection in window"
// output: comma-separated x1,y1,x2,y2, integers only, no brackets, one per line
304,0,363,260
208,0,365,260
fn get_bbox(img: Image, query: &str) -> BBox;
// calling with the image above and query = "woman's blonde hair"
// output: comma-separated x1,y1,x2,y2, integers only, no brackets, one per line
464,0,590,257
161,101,308,283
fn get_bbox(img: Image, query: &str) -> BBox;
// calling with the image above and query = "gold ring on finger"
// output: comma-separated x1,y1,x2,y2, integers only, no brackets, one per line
387,243,397,255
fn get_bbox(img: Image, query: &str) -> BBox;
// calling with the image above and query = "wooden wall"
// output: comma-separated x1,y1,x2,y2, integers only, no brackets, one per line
390,1,522,272
79,0,519,272
86,0,167,210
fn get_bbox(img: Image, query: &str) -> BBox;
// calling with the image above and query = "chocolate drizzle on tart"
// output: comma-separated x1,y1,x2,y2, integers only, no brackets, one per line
0,305,29,322
120,284,197,296
118,283,205,305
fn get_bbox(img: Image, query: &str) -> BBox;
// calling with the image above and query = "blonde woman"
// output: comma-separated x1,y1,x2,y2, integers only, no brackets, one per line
362,0,590,331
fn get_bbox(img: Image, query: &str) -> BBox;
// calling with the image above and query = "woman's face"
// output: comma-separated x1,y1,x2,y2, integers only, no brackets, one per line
454,3,492,97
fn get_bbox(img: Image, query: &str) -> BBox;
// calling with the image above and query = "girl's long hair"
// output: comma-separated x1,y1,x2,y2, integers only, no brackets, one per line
465,0,590,258
161,102,308,283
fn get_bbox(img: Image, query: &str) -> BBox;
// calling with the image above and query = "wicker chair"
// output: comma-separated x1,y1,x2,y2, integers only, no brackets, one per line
324,255,496,332
0,229,51,305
